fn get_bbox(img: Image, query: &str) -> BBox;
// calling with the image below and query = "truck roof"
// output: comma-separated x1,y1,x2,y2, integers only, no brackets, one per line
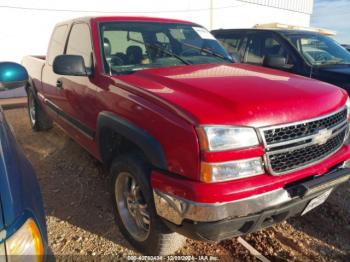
211,28,328,36
56,16,197,27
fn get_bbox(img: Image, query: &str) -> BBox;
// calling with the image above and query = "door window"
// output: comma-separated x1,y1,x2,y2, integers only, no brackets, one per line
263,37,293,64
244,33,294,66
216,33,245,61
66,23,93,67
245,35,263,65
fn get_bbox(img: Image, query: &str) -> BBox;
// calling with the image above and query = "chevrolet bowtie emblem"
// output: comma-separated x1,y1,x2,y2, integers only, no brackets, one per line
313,129,332,145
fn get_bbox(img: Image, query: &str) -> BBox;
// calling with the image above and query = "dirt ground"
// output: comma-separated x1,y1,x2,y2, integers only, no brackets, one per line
4,108,350,261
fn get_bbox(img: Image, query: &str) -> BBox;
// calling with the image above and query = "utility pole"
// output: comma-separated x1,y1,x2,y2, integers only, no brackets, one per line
209,0,214,30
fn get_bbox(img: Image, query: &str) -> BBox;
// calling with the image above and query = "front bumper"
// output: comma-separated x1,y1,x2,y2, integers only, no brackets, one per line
154,167,350,241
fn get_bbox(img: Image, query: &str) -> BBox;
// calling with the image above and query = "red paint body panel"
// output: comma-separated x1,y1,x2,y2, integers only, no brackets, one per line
22,16,350,203
202,146,264,162
121,63,347,127
93,82,201,177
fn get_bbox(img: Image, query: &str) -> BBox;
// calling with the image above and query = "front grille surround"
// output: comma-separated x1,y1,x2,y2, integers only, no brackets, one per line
259,107,348,175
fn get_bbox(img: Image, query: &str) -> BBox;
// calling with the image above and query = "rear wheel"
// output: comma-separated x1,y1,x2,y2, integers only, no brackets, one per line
111,154,186,255
27,89,53,131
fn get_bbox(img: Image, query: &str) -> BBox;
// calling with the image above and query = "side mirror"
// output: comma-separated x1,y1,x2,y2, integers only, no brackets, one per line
0,62,28,91
264,56,293,70
53,55,90,76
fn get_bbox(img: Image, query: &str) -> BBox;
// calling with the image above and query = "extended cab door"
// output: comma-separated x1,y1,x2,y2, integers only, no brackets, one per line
41,24,69,121
42,22,97,140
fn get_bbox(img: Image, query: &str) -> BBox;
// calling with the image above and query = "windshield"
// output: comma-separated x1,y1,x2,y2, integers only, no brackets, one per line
282,32,350,66
99,22,232,74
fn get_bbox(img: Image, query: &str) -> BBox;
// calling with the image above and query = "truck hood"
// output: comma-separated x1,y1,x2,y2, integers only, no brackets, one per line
115,63,347,127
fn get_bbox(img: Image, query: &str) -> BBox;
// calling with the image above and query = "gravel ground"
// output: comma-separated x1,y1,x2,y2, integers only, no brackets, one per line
4,108,350,261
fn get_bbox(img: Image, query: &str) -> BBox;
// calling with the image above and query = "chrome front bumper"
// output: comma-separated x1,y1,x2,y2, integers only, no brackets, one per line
153,188,291,225
153,167,350,225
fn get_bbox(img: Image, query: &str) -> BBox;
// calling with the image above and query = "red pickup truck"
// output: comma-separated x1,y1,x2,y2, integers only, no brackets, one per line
22,16,350,255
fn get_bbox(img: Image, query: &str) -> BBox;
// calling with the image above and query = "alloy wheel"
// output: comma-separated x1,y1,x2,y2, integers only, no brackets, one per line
115,172,151,242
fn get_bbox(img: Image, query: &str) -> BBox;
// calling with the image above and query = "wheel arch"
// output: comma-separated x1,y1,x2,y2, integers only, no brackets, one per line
96,112,167,170
25,76,37,95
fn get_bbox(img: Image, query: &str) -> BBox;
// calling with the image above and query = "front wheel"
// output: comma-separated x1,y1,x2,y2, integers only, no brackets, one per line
27,88,53,131
111,154,186,255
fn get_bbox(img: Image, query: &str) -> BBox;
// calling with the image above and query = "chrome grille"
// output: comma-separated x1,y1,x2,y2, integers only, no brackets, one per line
264,109,347,145
260,108,348,175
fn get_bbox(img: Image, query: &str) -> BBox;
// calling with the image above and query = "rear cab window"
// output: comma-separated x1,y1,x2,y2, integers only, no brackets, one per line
47,25,68,65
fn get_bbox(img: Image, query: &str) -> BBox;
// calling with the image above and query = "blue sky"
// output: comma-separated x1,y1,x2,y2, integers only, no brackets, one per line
311,0,350,44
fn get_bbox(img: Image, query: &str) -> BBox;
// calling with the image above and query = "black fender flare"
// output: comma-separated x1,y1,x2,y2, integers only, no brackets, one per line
96,112,167,170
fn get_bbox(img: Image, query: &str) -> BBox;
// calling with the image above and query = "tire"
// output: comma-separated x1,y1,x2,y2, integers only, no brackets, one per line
111,154,186,255
27,88,53,131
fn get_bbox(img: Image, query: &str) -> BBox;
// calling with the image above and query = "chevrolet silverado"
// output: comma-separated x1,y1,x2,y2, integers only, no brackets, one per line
22,16,350,255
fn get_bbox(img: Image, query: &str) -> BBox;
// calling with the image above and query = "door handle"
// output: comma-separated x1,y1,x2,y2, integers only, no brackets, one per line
56,80,63,89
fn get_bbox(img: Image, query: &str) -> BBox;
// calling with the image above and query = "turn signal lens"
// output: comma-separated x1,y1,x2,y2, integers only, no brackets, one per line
201,158,264,182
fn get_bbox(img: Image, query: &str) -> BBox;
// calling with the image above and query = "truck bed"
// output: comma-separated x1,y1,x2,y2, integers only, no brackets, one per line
22,55,46,91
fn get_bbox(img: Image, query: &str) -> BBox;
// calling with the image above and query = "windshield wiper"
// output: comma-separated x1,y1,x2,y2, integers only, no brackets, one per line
127,32,191,66
111,68,147,75
182,42,233,63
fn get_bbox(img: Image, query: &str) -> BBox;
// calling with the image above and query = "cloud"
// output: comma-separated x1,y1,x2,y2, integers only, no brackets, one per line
311,0,350,44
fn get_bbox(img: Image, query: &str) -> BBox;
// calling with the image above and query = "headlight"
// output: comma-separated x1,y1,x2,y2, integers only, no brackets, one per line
346,97,350,118
201,157,264,182
6,218,44,261
197,126,259,151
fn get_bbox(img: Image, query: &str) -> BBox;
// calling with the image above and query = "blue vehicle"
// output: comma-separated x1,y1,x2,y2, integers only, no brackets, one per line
212,29,350,93
0,62,47,260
